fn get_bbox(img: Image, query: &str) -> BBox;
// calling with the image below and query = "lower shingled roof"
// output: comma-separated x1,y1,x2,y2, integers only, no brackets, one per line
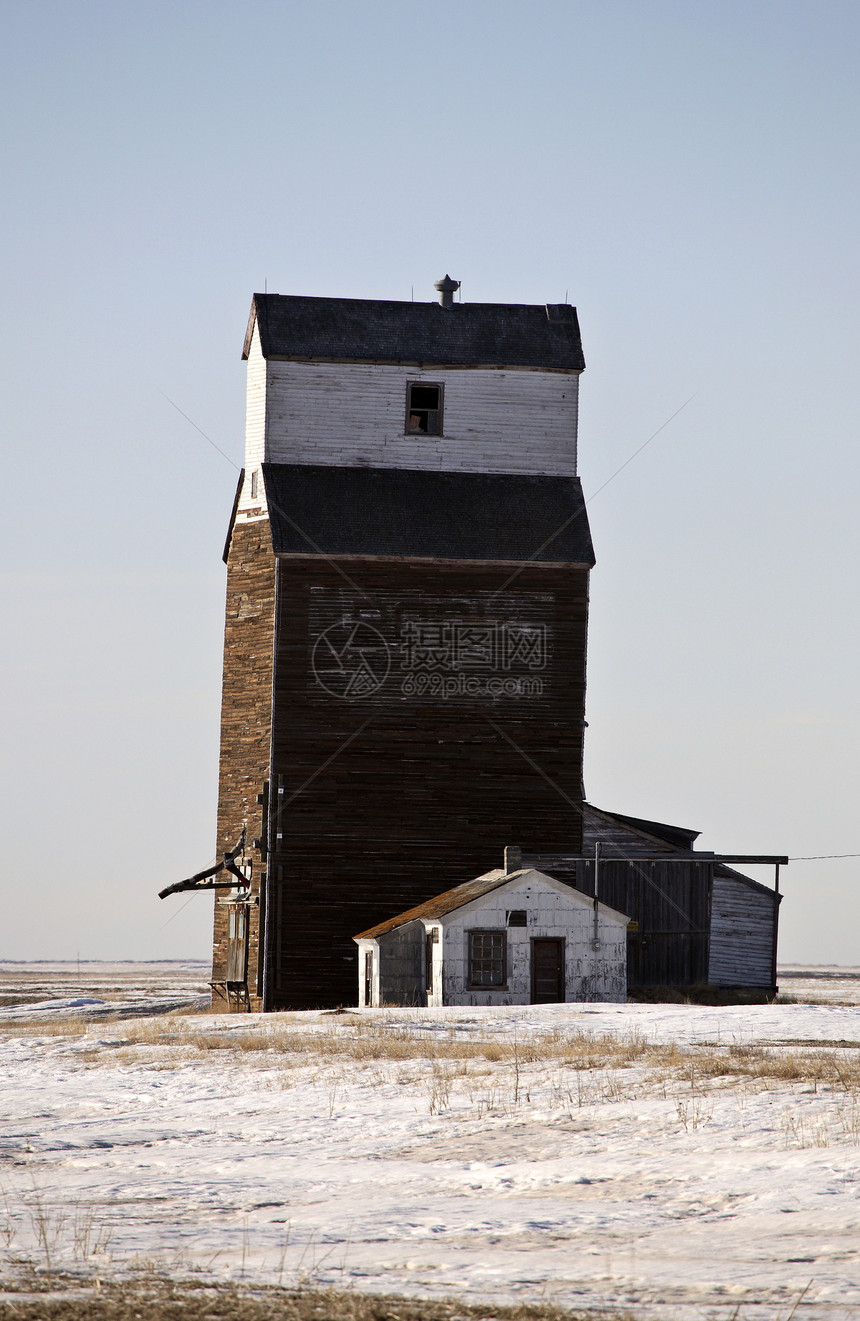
262,463,595,564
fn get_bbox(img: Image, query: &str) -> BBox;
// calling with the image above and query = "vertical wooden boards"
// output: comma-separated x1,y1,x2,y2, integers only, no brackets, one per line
266,557,590,1009
575,857,711,988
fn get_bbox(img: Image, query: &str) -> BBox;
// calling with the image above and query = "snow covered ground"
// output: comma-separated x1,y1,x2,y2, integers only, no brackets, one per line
1,965,859,1319
0,960,210,1019
776,967,860,1006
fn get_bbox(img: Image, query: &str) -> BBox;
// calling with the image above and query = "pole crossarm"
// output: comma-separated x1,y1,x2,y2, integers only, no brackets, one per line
515,850,788,899
520,853,788,867
158,828,248,900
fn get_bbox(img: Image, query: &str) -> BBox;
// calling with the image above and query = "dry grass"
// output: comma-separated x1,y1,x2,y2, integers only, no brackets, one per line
0,1019,89,1039
99,1018,860,1092
688,1039,860,1090
5,1012,859,1094
0,1269,632,1321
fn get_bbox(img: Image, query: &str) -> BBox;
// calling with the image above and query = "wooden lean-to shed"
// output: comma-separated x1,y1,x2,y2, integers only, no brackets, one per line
523,803,784,1000
354,865,628,1007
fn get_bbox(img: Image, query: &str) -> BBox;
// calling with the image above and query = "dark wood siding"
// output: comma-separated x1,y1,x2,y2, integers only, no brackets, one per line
573,857,711,989
575,807,778,993
211,520,277,1010
267,558,590,1009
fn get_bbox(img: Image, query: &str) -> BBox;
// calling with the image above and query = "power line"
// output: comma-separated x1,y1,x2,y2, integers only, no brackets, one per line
789,853,860,861
161,392,240,470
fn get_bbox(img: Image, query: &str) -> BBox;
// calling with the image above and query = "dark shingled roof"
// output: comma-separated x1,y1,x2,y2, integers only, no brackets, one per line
599,810,701,850
262,463,595,565
244,294,585,370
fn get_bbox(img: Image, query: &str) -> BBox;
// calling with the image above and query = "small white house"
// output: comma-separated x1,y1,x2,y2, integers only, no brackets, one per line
354,868,628,1007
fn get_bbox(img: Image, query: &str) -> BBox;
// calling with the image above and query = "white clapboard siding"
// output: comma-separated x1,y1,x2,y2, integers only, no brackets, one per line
260,361,580,476
237,323,268,518
708,873,776,987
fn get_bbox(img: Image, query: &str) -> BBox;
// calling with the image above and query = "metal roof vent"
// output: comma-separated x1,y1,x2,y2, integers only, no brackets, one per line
434,275,460,309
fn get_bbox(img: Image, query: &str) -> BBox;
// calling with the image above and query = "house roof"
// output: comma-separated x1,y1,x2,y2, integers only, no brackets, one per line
262,464,595,565
356,869,524,938
244,294,585,371
355,867,626,939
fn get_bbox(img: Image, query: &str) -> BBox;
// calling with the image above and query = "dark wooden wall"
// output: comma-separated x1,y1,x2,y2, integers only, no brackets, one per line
572,858,712,989
211,521,277,1009
266,557,591,1009
575,808,777,992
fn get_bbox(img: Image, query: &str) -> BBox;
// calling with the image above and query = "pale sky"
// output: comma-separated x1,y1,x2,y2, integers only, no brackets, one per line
2,0,858,965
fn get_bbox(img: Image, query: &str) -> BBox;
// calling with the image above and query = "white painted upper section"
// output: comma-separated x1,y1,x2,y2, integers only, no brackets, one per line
244,359,579,479
236,322,268,523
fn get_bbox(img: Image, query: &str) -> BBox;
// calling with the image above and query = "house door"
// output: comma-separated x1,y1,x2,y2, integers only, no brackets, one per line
531,939,565,1004
226,904,249,984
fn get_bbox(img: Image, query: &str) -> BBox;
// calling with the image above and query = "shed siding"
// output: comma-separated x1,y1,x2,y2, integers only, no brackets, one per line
438,876,626,1006
376,923,424,1007
262,361,579,476
708,874,777,987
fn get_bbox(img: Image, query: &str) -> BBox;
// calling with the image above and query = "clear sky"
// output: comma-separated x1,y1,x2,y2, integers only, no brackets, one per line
2,0,858,965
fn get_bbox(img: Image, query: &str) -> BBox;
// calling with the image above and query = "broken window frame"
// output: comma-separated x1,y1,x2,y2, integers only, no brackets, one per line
467,929,507,989
405,382,444,437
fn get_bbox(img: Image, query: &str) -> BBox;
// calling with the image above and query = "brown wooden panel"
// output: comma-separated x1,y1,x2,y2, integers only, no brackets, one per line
531,938,565,1003
266,557,590,1008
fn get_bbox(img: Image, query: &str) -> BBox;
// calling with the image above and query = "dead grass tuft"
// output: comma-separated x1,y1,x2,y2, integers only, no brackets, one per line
689,1041,860,1091
0,1269,632,1321
0,1018,89,1039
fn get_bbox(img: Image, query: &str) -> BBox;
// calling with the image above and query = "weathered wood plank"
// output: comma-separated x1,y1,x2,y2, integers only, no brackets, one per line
211,520,277,1011
266,557,590,1009
262,361,580,478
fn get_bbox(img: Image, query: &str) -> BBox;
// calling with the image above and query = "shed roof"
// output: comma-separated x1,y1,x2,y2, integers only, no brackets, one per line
594,807,701,850
244,294,585,371
262,463,595,565
587,804,776,898
355,869,510,938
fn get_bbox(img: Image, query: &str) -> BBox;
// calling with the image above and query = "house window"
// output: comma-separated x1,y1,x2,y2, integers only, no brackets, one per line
250,469,259,499
364,952,373,1007
507,910,528,927
468,930,507,988
405,383,443,436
